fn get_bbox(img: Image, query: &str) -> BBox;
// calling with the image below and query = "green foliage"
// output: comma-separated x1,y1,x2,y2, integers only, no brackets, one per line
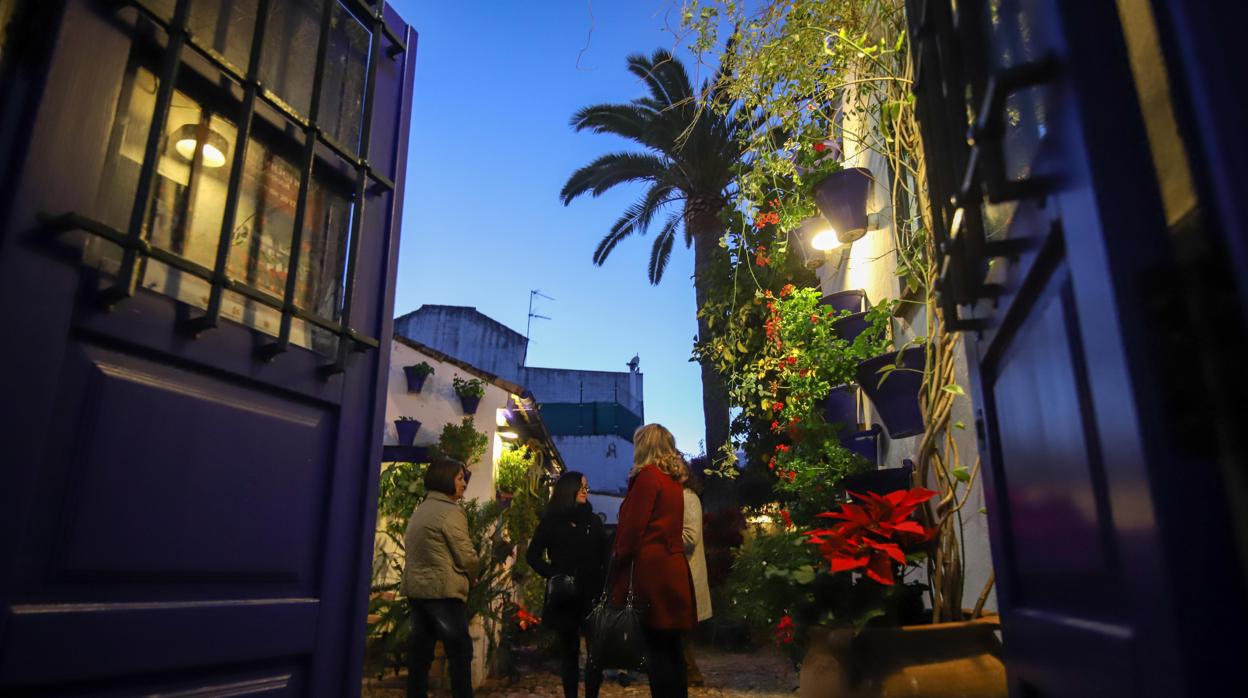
452,376,486,399
368,461,428,677
719,526,821,638
436,417,488,466
367,461,514,678
494,444,533,495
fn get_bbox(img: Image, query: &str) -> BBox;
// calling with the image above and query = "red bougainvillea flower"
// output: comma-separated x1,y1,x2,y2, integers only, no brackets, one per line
769,198,782,209
787,470,797,482
779,284,796,297
814,142,828,152
774,615,796,645
810,313,821,324
784,355,798,365
770,420,782,433
775,443,790,453
768,458,776,471
771,402,785,412
780,509,793,529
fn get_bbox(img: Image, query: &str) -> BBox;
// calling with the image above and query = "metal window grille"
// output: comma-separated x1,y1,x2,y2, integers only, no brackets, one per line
42,0,407,375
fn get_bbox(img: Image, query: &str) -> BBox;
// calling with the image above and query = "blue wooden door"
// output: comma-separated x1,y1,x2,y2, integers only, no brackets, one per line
0,0,416,693
909,0,1247,695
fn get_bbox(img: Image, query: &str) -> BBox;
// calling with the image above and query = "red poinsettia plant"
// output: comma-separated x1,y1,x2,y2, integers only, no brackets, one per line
806,487,938,586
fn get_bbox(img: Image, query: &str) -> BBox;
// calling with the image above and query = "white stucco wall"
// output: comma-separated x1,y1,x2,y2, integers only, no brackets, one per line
809,82,997,613
385,339,515,501
551,434,634,495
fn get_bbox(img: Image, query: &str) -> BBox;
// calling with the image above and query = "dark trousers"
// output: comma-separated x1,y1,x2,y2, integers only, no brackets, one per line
641,626,687,698
407,598,473,698
557,626,604,698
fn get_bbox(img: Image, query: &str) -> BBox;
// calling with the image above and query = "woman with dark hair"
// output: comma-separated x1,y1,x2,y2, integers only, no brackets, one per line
403,458,479,698
611,424,695,698
527,471,608,698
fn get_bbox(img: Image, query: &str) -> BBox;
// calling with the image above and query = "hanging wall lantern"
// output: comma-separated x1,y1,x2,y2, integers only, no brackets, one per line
812,166,874,244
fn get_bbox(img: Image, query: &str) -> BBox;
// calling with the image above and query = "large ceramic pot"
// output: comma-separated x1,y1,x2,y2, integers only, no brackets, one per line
820,289,866,314
798,615,1006,698
856,347,926,439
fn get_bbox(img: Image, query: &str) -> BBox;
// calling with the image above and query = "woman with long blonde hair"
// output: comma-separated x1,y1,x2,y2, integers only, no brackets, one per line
609,423,695,698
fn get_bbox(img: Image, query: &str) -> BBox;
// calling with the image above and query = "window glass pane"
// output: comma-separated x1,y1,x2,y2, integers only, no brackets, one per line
299,177,353,321
92,59,349,358
146,89,239,272
259,0,324,117
230,139,300,300
318,2,370,152
188,0,257,75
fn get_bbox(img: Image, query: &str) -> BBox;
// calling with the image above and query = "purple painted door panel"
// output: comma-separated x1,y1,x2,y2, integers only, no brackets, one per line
0,0,417,694
909,0,1246,695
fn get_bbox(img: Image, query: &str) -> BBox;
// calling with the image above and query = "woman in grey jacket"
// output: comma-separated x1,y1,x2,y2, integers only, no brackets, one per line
403,458,480,698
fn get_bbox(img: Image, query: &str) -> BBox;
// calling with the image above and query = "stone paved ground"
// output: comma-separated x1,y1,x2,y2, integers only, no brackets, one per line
363,643,798,698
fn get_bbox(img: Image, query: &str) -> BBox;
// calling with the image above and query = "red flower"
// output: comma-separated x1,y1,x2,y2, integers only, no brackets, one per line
774,615,796,645
784,355,798,366
780,509,794,529
779,284,796,297
810,313,820,324
515,606,541,631
814,142,828,152
806,488,938,586
753,212,780,229
768,458,776,471
768,198,782,209
772,402,785,412
770,420,782,432
787,470,797,482
775,443,790,453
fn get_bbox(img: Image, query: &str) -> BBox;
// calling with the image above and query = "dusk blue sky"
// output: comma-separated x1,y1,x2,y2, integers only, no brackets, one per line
387,1,724,455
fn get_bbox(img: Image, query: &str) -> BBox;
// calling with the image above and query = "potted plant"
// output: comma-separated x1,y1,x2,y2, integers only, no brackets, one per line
855,344,927,439
403,361,435,393
452,376,486,415
494,444,533,507
394,416,421,446
794,488,1005,696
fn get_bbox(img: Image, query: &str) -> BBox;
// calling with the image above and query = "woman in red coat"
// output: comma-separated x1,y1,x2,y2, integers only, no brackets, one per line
610,423,695,698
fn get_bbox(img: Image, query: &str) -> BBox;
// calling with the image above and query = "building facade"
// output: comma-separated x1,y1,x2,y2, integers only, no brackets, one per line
394,305,643,494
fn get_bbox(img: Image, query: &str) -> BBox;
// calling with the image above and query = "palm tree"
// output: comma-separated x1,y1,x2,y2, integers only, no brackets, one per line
560,48,742,462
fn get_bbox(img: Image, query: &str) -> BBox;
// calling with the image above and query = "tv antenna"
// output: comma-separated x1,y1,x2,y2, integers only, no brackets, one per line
522,290,554,368
526,289,554,340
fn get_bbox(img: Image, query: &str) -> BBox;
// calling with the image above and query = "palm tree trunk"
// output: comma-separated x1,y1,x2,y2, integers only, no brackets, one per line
690,212,731,464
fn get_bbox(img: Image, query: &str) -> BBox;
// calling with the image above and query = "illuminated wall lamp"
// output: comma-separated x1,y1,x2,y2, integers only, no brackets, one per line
789,216,843,270
498,430,519,440
172,123,228,168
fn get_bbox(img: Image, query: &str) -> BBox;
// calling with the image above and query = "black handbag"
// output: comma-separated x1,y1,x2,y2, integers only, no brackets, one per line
586,557,646,671
541,573,580,630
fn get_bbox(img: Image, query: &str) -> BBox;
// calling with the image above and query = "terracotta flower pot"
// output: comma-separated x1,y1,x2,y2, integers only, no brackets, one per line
798,616,1006,698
